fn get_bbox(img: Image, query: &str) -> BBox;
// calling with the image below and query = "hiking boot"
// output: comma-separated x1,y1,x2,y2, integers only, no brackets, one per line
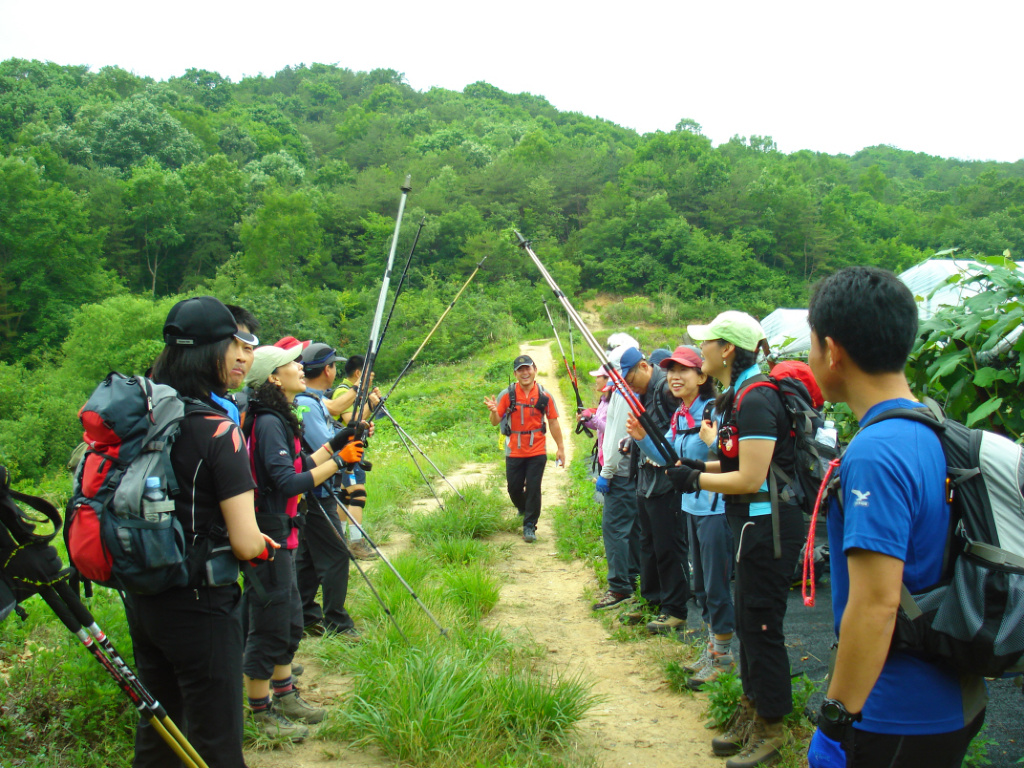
251,703,309,742
348,539,378,560
725,714,787,768
592,591,632,611
646,614,686,635
687,651,736,690
684,641,712,673
523,526,537,543
274,689,325,724
619,608,647,626
291,663,304,677
303,623,326,637
712,695,755,757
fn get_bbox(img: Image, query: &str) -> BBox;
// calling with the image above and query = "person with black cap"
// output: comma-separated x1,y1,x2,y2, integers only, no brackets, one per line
484,354,565,543
131,296,273,768
241,344,364,741
293,342,364,635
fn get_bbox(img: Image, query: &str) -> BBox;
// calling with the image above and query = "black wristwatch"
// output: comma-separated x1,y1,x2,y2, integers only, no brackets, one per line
820,698,862,728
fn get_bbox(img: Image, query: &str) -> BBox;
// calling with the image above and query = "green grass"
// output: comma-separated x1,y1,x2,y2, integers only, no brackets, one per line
406,483,518,544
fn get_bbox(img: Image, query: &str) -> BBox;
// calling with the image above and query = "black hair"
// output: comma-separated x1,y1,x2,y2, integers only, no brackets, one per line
808,266,917,374
152,338,233,400
698,374,718,401
344,355,365,378
713,342,761,413
250,381,301,439
226,304,260,335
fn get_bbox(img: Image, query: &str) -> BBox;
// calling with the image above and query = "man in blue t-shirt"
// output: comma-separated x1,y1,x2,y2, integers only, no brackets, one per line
805,267,985,768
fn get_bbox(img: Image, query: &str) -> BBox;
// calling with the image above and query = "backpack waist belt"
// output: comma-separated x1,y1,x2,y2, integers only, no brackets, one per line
254,512,295,539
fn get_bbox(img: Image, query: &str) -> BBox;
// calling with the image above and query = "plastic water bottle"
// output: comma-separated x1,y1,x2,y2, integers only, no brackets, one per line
142,476,175,521
815,420,838,449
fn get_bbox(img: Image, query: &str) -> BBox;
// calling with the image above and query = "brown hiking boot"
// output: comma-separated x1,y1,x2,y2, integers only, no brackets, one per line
646,614,686,635
712,695,755,756
348,539,378,560
725,714,787,768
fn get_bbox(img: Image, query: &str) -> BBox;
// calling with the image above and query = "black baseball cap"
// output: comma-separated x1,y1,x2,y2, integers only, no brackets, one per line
513,355,535,370
164,296,258,347
300,342,338,369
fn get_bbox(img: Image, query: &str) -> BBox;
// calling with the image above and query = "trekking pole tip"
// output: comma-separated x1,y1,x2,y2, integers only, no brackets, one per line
513,230,528,246
401,174,412,192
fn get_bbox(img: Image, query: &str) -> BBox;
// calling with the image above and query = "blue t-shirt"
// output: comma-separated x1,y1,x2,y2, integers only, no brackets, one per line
828,398,967,735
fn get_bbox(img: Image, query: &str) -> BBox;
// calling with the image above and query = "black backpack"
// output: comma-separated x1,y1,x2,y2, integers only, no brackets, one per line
498,383,551,442
66,374,237,595
858,400,1024,679
733,362,841,557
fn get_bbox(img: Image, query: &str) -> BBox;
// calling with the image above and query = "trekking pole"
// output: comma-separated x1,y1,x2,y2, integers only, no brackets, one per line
36,583,208,768
351,175,412,429
375,217,426,359
304,493,410,643
379,413,447,510
323,484,448,638
378,405,465,501
542,300,593,438
370,255,488,421
514,231,679,464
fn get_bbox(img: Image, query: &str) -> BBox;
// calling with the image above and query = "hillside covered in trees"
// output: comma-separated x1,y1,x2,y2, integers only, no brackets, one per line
2,57,1024,481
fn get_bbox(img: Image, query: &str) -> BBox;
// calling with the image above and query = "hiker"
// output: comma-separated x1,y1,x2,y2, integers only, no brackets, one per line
328,353,380,559
805,267,986,768
484,354,566,543
627,346,734,686
614,347,689,635
241,345,363,741
220,304,259,425
578,367,610,468
330,355,382,423
130,296,272,768
670,311,802,768
592,340,641,611
293,342,364,637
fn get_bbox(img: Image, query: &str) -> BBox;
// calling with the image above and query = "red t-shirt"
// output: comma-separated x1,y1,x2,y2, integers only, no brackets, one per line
496,383,559,458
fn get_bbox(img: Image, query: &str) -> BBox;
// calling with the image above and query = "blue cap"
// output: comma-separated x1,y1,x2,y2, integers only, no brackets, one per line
618,347,644,377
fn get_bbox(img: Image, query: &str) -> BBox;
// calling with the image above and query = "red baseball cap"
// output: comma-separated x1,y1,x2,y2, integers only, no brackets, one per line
274,336,311,352
659,345,703,370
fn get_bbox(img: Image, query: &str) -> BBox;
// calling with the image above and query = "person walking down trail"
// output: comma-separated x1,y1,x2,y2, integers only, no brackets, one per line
484,354,566,543
805,267,986,768
669,312,801,768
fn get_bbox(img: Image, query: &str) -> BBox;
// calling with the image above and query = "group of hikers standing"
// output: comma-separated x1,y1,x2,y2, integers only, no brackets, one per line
484,265,991,768
127,296,387,765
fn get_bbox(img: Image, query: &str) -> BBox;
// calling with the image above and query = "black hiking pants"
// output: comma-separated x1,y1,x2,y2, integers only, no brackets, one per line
729,505,803,720
126,584,246,768
505,454,547,530
296,496,355,633
636,490,690,619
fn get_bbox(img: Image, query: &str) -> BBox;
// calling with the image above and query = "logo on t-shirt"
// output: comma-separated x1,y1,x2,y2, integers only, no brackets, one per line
279,449,289,457
852,489,871,507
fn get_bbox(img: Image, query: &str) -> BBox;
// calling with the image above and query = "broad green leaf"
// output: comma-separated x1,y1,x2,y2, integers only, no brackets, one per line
966,398,1004,427
973,367,1015,387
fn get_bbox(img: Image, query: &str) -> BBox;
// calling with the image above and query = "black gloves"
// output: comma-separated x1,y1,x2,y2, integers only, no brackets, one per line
328,427,358,453
665,463,702,494
4,544,67,599
678,458,706,472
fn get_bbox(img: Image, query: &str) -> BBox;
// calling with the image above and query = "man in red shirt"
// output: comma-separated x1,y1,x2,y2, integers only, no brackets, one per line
484,355,566,542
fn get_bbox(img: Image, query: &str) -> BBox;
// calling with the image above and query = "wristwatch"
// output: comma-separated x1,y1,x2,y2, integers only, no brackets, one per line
820,698,862,727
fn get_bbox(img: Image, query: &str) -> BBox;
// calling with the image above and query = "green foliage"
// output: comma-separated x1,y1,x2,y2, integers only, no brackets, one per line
908,257,1024,439
702,671,744,728
407,485,516,544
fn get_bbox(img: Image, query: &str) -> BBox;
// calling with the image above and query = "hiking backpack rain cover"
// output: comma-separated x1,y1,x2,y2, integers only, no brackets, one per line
865,401,1024,678
66,373,213,595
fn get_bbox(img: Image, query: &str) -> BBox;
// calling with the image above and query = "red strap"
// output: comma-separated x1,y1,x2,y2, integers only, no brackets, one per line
733,379,778,413
802,457,842,607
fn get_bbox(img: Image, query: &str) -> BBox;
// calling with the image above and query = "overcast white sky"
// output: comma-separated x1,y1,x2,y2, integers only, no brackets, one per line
1,0,1021,162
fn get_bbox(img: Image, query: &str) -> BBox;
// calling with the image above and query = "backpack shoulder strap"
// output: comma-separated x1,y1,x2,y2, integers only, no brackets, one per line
733,376,776,413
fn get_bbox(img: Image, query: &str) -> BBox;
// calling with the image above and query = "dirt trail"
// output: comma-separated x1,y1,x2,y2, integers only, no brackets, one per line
248,341,721,768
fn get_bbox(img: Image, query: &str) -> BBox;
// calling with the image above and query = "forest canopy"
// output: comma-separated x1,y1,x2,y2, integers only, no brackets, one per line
2,57,1023,480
